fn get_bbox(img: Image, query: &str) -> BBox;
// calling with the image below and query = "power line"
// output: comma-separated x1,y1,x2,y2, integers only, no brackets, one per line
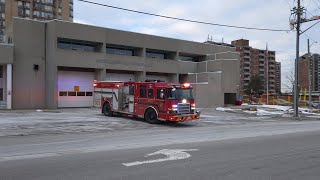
313,0,320,9
302,31,318,43
77,0,291,32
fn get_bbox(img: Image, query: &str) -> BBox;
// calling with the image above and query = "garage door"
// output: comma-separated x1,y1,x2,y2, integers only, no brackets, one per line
105,73,135,82
58,71,94,108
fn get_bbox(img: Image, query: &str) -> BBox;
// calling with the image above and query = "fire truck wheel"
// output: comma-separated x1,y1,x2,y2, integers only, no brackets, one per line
144,109,160,124
103,103,113,117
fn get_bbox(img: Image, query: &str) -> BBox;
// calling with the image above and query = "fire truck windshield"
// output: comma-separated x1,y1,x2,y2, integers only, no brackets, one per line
167,88,194,100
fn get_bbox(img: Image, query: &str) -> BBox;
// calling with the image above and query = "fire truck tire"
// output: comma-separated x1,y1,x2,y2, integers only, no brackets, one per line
144,108,160,124
103,103,113,117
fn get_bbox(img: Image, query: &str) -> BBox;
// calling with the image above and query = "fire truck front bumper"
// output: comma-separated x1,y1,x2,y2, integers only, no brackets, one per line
168,111,201,122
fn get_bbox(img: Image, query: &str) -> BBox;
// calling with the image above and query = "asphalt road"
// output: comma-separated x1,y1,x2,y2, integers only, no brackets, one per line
1,121,320,180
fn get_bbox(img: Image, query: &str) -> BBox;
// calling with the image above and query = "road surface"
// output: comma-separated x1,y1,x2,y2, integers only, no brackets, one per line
1,121,320,179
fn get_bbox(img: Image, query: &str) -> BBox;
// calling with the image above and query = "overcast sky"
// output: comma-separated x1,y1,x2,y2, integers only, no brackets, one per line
73,0,320,92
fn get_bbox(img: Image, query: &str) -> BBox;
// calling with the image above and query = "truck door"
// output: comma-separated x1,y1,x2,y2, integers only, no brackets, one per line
156,88,166,114
135,84,147,116
128,85,135,113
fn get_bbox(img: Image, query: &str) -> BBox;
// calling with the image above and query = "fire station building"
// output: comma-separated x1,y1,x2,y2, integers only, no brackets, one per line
0,18,240,109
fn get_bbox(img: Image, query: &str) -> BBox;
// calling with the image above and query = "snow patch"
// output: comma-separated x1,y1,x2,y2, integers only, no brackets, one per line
215,107,234,112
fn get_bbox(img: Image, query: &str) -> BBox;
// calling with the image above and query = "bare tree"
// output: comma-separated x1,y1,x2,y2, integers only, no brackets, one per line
283,67,295,94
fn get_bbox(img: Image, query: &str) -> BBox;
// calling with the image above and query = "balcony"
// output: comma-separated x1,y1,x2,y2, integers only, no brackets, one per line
243,66,250,70
244,49,250,53
244,77,250,81
243,60,250,65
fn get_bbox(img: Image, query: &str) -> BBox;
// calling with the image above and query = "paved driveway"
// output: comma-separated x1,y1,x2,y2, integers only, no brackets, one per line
0,108,290,137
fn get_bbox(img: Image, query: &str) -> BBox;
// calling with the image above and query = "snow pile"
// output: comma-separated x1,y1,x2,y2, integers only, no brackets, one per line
260,105,291,111
215,107,235,112
243,109,285,116
256,110,285,116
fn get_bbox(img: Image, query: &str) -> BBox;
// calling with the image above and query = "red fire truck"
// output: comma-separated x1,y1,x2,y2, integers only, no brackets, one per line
93,80,200,124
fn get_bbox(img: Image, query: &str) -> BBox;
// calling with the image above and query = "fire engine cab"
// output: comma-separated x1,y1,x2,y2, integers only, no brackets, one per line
93,80,200,124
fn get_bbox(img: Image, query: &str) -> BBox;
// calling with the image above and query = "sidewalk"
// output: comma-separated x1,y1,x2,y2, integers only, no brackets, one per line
216,104,320,119
0,108,160,137
0,107,291,137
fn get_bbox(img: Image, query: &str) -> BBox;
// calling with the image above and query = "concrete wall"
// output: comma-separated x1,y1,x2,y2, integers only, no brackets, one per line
10,18,240,109
0,44,14,64
191,52,240,107
12,19,46,109
190,72,224,107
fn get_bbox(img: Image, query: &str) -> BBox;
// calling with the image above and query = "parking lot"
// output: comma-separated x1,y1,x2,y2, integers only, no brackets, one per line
0,108,293,137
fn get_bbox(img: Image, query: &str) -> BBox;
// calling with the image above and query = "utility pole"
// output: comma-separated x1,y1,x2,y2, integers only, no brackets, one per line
266,43,269,105
290,0,320,117
308,39,312,106
293,0,301,117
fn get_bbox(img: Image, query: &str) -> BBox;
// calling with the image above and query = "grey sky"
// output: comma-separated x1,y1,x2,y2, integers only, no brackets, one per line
73,0,320,92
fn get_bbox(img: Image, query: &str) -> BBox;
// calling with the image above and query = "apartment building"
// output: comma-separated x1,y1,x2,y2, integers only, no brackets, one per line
231,39,281,94
0,18,240,109
275,62,281,94
0,0,73,42
299,53,320,92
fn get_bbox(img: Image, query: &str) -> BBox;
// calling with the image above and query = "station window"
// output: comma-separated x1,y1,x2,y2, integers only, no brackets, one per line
86,92,93,96
59,91,93,97
179,56,193,62
146,51,166,59
59,91,68,96
57,38,102,52
77,92,85,96
106,47,134,56
68,91,76,96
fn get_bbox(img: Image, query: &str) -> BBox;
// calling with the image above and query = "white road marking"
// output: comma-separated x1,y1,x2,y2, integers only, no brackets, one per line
122,149,198,167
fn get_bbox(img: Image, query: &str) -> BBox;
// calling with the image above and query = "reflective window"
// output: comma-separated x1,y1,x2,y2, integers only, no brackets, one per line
59,91,94,97
68,92,76,96
146,52,165,59
148,88,153,98
57,38,101,52
0,5,5,12
106,47,134,56
86,92,93,96
167,88,193,100
77,92,85,96
59,91,68,96
179,56,193,62
140,85,146,98
157,89,165,99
